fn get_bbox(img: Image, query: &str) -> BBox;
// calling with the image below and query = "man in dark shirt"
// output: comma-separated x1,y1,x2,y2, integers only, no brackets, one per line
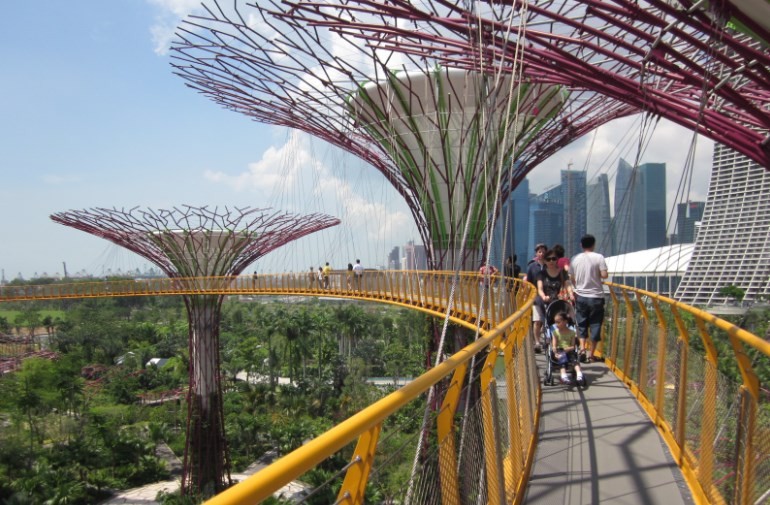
524,243,547,351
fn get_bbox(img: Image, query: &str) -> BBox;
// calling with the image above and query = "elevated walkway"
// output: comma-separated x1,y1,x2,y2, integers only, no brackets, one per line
526,357,692,504
3,273,769,504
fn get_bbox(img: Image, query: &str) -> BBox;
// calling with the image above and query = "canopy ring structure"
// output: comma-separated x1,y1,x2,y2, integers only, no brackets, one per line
268,0,770,167
51,205,340,497
170,0,640,269
170,0,769,270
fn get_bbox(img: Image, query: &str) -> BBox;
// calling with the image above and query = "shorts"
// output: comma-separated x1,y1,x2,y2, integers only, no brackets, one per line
532,303,544,322
575,295,605,342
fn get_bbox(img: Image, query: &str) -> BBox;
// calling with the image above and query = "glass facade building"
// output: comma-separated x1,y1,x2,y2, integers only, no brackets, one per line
587,173,613,256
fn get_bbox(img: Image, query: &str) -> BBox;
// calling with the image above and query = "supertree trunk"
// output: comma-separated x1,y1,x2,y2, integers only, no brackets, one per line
182,294,230,496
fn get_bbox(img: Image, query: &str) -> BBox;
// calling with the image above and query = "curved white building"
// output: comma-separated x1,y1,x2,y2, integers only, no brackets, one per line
675,144,770,305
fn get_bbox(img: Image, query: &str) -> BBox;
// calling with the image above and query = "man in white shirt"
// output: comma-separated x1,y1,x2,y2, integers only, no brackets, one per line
352,259,364,290
570,235,608,362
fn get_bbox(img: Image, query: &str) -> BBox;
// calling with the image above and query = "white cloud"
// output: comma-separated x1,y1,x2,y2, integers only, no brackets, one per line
203,144,299,193
146,0,202,55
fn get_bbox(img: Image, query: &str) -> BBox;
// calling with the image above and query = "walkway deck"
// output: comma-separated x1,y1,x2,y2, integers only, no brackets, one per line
524,357,694,505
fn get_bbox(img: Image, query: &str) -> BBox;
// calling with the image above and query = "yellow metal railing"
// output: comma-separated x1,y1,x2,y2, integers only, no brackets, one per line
5,273,770,504
0,271,542,503
602,283,770,505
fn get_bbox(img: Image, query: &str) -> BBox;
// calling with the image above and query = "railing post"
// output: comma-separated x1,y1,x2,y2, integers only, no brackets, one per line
608,288,621,364
503,326,523,501
620,290,635,380
480,336,506,505
692,317,719,503
437,362,468,505
669,306,690,460
650,299,668,421
635,294,650,394
725,330,760,505
336,424,382,504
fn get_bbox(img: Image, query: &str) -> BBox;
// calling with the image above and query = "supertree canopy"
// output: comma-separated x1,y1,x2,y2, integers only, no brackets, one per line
171,0,769,268
170,1,637,268
274,0,770,166
347,67,567,266
51,205,340,496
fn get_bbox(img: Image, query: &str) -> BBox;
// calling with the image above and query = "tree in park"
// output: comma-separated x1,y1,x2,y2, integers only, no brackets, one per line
51,206,339,497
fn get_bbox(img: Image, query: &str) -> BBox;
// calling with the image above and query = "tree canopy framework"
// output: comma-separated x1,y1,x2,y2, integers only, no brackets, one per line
50,205,340,497
171,0,769,267
276,0,770,165
170,0,638,268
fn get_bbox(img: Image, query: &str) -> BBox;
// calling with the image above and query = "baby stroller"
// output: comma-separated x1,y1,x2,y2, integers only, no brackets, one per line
542,299,587,387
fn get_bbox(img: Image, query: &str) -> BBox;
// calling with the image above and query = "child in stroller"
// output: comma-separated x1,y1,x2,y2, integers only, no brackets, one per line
543,300,586,387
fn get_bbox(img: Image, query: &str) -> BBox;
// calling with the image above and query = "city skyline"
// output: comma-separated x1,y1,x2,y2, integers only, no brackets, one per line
1,1,714,280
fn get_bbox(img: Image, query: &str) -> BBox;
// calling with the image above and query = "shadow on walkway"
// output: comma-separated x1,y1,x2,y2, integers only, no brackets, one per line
524,356,694,505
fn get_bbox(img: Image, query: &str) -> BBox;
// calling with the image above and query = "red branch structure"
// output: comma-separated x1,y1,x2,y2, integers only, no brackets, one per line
170,0,769,267
50,205,339,497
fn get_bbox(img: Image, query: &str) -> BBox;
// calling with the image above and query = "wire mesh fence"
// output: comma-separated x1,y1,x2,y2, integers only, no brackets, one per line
604,283,770,505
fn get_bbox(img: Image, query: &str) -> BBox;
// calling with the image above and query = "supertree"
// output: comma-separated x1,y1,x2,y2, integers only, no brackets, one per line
268,0,770,166
50,205,340,497
170,1,638,269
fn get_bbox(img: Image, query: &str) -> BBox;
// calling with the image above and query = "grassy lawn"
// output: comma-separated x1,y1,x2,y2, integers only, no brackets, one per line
0,309,66,321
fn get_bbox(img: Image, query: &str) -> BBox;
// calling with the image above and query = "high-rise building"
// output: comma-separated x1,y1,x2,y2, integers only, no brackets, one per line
642,162,667,248
403,241,428,270
530,188,563,256
587,174,613,255
512,179,530,267
676,144,770,305
485,178,530,269
674,201,705,244
614,159,667,253
388,247,400,270
614,158,647,254
561,170,587,257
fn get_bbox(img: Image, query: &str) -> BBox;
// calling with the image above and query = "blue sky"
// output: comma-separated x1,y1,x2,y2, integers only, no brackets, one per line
0,1,713,281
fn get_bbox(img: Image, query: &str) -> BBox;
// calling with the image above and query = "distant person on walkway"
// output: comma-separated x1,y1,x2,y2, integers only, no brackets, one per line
308,266,316,289
571,234,608,362
346,263,354,290
504,255,521,292
322,262,332,289
553,244,570,274
478,261,498,287
525,243,547,352
353,259,364,290
318,266,324,287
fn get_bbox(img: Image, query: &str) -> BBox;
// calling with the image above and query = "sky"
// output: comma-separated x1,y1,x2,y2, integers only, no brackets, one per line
0,1,714,281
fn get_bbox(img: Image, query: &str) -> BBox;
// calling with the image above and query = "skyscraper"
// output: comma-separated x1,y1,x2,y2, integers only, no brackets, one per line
676,144,770,305
674,201,705,244
642,162,667,248
561,170,587,257
587,174,613,255
614,158,646,254
485,178,530,269
530,187,563,256
388,247,401,270
614,158,667,253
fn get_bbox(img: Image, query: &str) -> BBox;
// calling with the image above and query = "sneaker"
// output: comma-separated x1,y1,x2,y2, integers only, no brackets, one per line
560,375,573,385
534,344,543,353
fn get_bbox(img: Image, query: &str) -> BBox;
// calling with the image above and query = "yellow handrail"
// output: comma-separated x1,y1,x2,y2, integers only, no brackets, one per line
603,282,770,505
